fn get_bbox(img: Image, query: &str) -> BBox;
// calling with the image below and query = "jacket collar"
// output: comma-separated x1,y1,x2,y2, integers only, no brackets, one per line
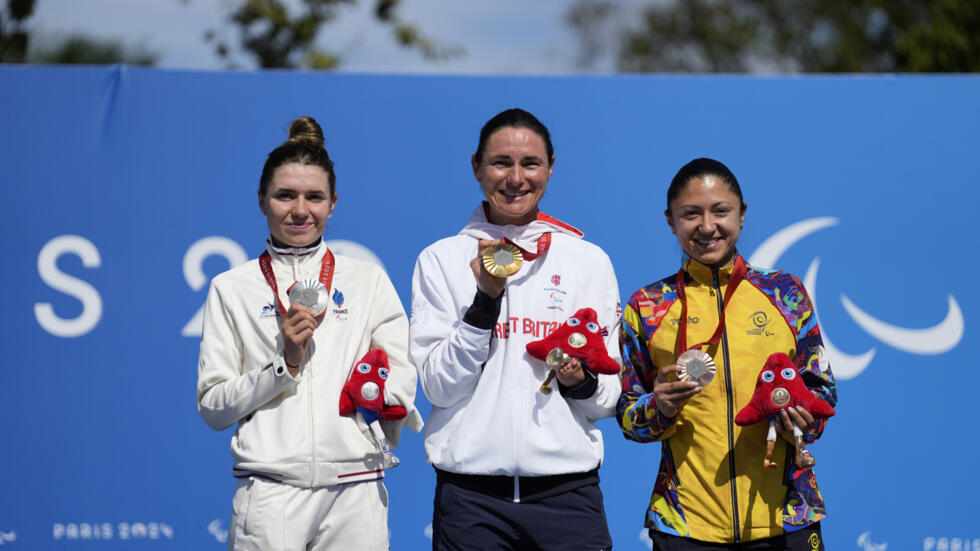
682,252,742,286
265,236,325,264
458,202,583,251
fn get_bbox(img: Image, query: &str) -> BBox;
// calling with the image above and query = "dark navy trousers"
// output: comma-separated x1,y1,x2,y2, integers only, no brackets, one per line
432,474,613,551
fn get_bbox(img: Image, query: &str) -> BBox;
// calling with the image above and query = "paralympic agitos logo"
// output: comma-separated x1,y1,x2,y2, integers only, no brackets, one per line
748,217,964,380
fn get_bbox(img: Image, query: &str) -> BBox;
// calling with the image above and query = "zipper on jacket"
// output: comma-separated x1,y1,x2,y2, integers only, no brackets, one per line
506,283,523,503
714,268,741,543
272,244,319,487
307,355,316,488
294,248,317,489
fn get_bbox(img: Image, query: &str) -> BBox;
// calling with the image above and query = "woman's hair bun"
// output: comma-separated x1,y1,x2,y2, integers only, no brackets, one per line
259,115,335,197
287,116,324,147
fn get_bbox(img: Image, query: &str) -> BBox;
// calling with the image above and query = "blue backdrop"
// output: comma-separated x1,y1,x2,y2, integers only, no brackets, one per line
2,66,978,550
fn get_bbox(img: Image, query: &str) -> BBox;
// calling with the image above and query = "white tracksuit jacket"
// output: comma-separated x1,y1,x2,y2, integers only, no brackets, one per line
410,205,622,476
197,239,423,488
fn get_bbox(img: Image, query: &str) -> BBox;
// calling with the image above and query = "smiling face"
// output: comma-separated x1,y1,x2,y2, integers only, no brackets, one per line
472,126,554,226
259,163,337,247
666,175,746,268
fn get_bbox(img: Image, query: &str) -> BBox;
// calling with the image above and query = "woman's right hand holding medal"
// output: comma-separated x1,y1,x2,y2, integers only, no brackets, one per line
653,364,702,418
282,303,316,377
470,239,509,299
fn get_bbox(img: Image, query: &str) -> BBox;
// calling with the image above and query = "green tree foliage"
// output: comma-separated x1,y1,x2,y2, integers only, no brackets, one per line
0,0,34,62
30,35,156,65
568,0,980,73
206,0,455,70
2,0,156,65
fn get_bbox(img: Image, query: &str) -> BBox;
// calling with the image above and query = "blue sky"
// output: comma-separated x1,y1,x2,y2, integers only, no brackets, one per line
28,0,623,73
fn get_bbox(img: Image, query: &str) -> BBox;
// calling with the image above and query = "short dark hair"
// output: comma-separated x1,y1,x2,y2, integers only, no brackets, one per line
259,116,336,197
667,158,744,212
474,108,554,166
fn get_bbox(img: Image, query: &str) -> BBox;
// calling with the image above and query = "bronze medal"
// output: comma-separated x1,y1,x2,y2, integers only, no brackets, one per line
677,349,716,387
771,387,791,407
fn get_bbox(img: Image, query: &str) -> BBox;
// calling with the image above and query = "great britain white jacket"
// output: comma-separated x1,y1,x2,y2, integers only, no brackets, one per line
410,205,621,476
196,239,423,488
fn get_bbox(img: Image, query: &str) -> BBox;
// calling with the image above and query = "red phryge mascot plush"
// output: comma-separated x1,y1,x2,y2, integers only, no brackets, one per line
526,308,619,393
735,352,835,470
339,349,407,425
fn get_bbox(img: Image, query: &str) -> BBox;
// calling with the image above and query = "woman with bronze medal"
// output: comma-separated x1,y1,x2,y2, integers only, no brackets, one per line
410,108,621,550
196,116,422,550
618,158,839,550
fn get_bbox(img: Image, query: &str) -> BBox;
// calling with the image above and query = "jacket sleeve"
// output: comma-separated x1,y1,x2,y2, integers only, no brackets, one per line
616,300,678,442
410,247,493,409
196,279,299,431
567,252,622,422
370,267,424,445
790,277,838,444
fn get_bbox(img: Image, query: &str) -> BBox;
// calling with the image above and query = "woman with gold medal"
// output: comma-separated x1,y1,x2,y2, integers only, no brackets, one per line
196,116,422,550
410,108,621,550
618,158,838,550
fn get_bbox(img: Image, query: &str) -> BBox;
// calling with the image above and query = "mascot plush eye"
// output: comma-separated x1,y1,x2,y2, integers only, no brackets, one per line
586,321,599,332
357,362,371,374
378,367,389,379
781,367,796,380
567,317,581,326
761,370,775,382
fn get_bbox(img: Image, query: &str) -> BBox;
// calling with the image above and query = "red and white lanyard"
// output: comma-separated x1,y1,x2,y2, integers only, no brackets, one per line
504,232,552,261
258,248,335,316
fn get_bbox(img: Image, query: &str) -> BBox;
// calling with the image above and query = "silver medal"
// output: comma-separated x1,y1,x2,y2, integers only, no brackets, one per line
360,381,380,401
286,279,330,317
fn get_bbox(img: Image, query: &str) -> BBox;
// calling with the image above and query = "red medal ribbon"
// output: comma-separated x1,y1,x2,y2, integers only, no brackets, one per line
478,201,571,261
259,247,335,316
504,233,552,261
675,255,747,354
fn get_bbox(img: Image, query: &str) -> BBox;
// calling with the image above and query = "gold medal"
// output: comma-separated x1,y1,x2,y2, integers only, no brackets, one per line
567,332,587,349
677,349,716,387
481,243,523,277
541,348,569,395
545,347,571,367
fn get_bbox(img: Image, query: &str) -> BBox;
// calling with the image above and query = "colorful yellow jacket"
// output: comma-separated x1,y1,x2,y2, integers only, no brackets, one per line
617,255,838,544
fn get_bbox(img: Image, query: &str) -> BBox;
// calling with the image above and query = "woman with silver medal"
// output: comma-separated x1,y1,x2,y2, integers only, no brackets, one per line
196,116,422,551
617,158,838,550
